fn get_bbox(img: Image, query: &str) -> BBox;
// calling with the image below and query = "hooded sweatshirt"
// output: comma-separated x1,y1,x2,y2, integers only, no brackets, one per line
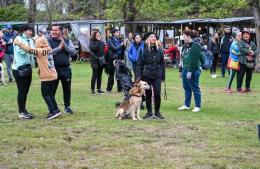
14,37,57,81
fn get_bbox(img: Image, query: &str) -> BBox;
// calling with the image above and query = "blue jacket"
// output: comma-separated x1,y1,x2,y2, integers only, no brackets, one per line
3,31,16,54
229,40,241,62
128,42,144,63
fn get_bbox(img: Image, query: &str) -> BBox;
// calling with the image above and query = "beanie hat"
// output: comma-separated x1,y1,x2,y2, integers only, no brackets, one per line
142,32,156,41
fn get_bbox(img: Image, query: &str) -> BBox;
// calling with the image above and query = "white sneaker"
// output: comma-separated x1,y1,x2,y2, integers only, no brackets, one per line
177,105,190,110
192,107,201,112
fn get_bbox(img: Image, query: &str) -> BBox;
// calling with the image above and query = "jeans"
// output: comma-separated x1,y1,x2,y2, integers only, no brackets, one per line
13,69,32,113
221,52,229,77
237,63,254,89
53,68,72,108
4,53,13,80
91,66,103,91
143,77,161,114
182,69,201,108
41,80,59,113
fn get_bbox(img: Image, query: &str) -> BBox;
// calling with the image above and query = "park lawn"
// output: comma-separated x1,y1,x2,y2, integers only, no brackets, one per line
0,63,260,169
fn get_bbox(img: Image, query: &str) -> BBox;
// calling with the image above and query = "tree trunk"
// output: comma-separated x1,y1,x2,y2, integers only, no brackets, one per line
27,0,37,23
123,0,136,33
248,0,260,72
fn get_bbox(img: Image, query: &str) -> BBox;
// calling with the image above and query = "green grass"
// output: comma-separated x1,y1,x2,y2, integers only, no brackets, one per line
0,63,260,169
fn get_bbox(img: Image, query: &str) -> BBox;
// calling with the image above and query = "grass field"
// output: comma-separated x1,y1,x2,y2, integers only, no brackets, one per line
0,63,260,169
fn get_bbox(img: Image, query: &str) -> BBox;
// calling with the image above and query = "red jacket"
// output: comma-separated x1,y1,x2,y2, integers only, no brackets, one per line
163,46,180,61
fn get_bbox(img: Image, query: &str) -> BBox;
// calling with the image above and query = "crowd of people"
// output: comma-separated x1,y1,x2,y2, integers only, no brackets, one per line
0,23,258,120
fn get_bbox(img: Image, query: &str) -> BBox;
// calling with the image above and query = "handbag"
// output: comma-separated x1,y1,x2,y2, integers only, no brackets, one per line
98,56,106,67
227,57,240,70
17,64,32,77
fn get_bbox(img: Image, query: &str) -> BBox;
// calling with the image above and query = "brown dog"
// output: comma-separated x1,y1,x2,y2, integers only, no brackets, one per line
115,81,150,120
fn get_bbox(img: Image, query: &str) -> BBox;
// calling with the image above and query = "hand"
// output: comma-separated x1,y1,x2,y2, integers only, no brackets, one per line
59,42,64,49
121,42,124,46
8,39,13,44
186,72,192,79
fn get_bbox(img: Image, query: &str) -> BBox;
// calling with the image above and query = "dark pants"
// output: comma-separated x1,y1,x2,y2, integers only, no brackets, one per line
182,69,201,108
143,77,161,114
53,68,72,108
106,67,122,92
91,66,103,91
237,63,254,89
226,69,237,89
13,69,32,113
132,62,137,81
210,53,218,74
41,80,59,113
221,52,229,77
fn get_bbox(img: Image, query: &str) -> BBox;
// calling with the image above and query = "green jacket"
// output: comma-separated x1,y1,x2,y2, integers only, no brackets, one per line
182,42,204,72
238,40,257,68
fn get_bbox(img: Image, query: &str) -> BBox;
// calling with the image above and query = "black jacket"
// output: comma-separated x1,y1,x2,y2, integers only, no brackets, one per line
89,40,105,68
107,36,124,61
208,38,220,55
136,44,165,80
220,33,233,53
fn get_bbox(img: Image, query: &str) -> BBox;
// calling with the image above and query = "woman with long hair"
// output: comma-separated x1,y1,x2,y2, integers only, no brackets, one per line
89,31,106,95
136,32,165,119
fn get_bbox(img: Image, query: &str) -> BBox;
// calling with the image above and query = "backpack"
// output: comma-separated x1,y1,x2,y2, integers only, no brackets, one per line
201,48,213,70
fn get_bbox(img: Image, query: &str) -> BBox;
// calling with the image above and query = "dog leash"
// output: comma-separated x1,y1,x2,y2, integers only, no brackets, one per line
163,81,167,100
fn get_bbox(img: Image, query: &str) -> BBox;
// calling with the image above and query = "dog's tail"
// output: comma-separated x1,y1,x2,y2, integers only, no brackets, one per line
115,102,121,108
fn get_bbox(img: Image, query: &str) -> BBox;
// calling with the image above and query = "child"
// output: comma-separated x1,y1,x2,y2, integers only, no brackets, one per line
14,37,62,119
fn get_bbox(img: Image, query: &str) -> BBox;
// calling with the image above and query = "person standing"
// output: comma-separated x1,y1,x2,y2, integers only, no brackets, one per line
12,24,35,119
106,28,125,93
48,25,77,113
178,29,205,112
128,33,144,80
124,32,134,70
3,24,16,82
14,36,62,119
136,32,165,119
225,32,242,93
237,31,257,93
89,31,106,95
220,27,233,77
208,32,220,78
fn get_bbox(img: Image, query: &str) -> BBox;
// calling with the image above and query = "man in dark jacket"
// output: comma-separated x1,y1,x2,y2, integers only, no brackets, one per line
106,28,125,92
220,27,233,77
3,24,16,82
48,25,77,114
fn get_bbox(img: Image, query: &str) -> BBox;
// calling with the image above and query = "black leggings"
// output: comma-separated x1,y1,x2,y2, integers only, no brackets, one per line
210,53,218,74
91,66,103,91
13,69,32,113
143,77,161,114
41,80,59,113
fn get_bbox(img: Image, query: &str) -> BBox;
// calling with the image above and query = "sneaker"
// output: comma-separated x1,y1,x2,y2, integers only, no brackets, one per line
210,74,217,78
91,90,96,95
154,113,165,119
244,88,251,92
97,89,106,94
192,107,201,112
225,88,232,93
47,110,62,120
106,90,112,94
177,105,190,111
9,79,13,82
237,88,245,93
64,107,73,114
19,112,33,119
143,112,153,119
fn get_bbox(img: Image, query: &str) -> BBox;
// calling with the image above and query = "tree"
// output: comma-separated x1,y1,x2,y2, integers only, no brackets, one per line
248,0,260,72
27,0,37,23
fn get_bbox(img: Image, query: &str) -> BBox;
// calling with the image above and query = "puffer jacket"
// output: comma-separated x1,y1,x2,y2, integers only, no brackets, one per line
136,44,165,80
